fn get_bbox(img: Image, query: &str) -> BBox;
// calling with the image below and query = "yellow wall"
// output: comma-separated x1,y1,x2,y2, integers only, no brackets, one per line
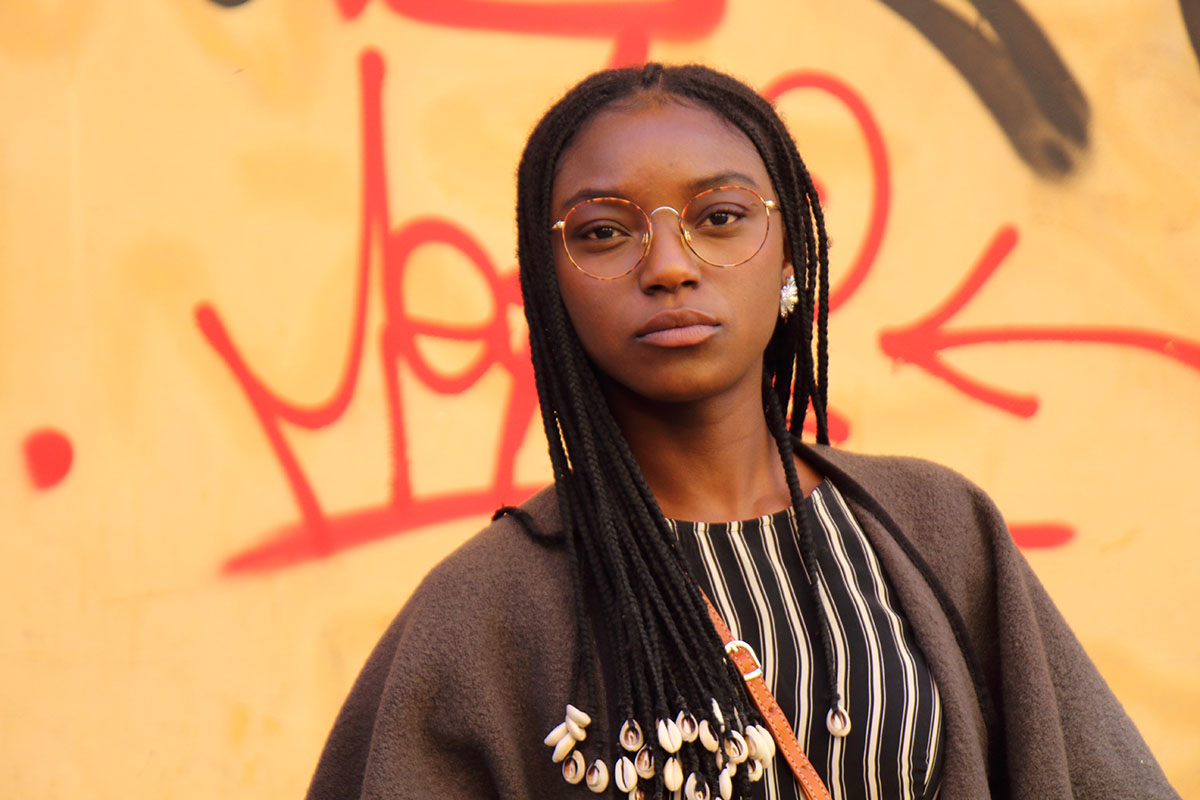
3,1,1198,796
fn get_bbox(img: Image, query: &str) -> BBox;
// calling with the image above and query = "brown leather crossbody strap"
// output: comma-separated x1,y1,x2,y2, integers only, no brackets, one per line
702,593,833,800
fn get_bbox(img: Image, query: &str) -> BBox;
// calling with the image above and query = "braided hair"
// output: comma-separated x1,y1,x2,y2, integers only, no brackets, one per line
513,63,833,797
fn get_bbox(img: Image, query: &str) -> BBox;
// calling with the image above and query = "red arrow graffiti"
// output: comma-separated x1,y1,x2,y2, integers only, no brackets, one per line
880,225,1200,418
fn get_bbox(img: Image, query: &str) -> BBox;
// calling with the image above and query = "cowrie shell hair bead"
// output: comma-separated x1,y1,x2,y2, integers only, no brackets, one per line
634,745,655,779
565,716,587,741
544,721,569,748
657,718,683,753
826,703,852,738
711,699,725,730
724,730,748,764
663,757,684,791
585,759,608,793
619,719,644,752
562,750,586,784
747,758,764,782
718,767,733,800
698,719,720,752
675,711,699,742
743,726,760,760
615,756,638,793
552,733,577,763
748,725,774,764
684,772,711,800
566,704,592,727
754,725,776,760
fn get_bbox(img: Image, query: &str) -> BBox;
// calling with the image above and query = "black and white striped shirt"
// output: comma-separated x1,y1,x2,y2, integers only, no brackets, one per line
671,480,944,800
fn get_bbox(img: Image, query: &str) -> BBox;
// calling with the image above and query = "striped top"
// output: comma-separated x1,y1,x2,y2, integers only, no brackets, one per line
670,480,944,800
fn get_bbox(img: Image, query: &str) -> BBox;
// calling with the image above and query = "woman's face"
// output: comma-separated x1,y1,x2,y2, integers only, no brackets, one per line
550,100,792,407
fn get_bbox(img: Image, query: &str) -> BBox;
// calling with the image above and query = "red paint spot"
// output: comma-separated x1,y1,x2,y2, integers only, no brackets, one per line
24,428,73,489
1011,522,1074,548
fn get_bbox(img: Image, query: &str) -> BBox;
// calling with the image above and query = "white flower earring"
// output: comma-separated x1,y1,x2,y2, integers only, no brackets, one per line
779,275,799,319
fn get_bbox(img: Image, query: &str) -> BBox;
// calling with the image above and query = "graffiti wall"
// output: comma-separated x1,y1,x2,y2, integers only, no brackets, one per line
3,0,1197,795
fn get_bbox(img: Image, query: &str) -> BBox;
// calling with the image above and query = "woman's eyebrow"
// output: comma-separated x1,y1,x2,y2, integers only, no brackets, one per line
686,171,764,194
556,187,617,215
555,172,767,216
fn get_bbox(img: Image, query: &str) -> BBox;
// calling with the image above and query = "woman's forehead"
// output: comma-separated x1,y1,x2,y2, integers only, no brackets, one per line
551,101,771,212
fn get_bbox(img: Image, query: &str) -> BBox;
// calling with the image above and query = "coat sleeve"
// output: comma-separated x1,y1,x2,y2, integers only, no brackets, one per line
961,477,1180,799
808,445,1179,799
303,514,578,800
304,606,420,800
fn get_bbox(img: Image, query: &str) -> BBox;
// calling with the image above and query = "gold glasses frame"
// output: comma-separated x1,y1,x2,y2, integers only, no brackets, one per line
550,185,778,280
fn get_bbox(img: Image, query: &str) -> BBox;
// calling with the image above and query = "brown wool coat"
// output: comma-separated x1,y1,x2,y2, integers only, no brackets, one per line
306,444,1179,799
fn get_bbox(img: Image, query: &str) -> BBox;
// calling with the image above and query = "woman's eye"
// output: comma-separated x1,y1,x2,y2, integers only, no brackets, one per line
697,208,745,228
579,224,628,241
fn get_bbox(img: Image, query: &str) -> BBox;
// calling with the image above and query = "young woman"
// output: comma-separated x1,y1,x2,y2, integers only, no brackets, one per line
306,64,1177,800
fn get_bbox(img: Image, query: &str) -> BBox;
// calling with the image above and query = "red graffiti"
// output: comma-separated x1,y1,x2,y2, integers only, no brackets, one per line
198,51,889,574
1010,523,1074,549
198,31,1200,570
332,0,725,66
762,72,890,314
23,428,73,490
198,51,539,574
878,225,1200,547
879,226,1200,418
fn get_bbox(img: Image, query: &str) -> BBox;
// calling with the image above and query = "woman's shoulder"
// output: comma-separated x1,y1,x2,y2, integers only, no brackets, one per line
402,484,568,624
799,442,1013,582
306,485,576,799
802,443,999,517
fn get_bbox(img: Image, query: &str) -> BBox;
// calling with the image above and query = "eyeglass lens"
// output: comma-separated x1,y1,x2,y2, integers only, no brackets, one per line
560,186,770,279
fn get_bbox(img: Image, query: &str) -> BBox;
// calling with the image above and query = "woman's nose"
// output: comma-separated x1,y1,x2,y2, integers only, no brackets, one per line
637,206,702,293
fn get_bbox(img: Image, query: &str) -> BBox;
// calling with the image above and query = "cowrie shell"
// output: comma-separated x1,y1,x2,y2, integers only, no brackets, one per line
684,772,711,800
718,767,733,800
698,719,720,753
657,718,683,753
663,757,684,791
566,704,592,727
565,716,587,741
552,733,577,763
562,750,586,784
634,745,655,779
585,759,608,793
544,721,569,747
619,719,644,752
628,787,646,800
675,710,699,742
754,725,776,761
743,726,760,760
747,758,764,782
747,726,774,764
615,756,638,793
724,730,748,764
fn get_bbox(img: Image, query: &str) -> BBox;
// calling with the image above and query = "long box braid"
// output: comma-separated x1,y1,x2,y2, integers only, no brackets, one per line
511,63,833,798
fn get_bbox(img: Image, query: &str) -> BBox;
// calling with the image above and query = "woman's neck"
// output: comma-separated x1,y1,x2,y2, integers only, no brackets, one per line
604,379,820,522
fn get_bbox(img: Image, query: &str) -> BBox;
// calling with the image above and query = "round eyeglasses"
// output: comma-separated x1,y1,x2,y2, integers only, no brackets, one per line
551,186,777,280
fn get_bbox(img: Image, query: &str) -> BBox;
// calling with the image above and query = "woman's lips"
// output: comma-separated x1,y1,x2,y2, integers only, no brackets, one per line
635,309,720,347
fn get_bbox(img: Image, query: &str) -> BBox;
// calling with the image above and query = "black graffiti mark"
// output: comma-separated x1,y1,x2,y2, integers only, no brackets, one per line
1182,0,1200,71
877,0,1089,177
